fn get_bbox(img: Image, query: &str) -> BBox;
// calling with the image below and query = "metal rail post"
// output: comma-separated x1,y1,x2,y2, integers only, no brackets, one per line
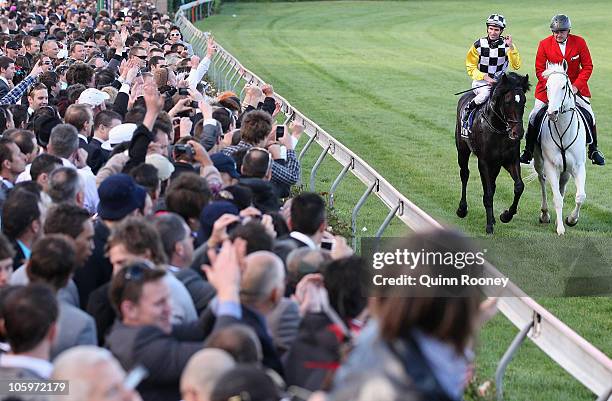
375,202,401,238
309,144,331,192
329,160,352,209
352,181,377,250
298,130,318,163
495,320,535,401
223,60,236,91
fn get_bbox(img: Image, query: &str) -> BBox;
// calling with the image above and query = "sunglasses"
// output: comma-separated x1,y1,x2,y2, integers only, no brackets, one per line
123,262,154,281
84,45,95,48
169,33,180,37
43,61,52,65
134,55,147,60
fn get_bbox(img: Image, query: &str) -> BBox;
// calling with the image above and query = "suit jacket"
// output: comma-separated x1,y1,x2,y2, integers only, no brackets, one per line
87,282,114,346
86,137,110,175
266,297,301,356
106,314,238,401
51,301,97,360
174,268,216,316
0,362,50,401
74,220,112,309
535,34,593,103
0,78,9,98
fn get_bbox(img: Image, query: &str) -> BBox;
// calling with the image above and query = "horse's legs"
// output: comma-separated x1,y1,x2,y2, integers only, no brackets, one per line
544,163,565,235
535,152,550,223
500,160,524,223
456,144,470,218
478,160,501,234
559,171,570,197
538,173,551,223
566,164,586,227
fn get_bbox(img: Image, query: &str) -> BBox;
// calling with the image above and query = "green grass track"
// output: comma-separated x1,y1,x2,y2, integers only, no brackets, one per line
197,2,612,399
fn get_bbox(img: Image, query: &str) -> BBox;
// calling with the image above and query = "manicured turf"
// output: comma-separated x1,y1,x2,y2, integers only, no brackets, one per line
196,2,611,399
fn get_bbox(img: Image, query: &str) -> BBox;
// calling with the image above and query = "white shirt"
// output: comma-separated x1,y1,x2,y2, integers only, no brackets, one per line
289,231,317,250
16,163,31,183
61,158,99,215
558,40,567,57
0,354,53,379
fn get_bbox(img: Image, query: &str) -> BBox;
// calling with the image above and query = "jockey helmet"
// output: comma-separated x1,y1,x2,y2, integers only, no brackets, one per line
486,14,506,29
550,14,571,31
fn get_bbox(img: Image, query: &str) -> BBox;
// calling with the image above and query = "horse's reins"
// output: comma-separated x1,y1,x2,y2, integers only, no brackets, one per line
544,71,581,173
480,89,522,138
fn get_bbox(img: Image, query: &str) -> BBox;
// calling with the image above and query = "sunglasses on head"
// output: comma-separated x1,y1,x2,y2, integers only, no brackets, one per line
123,261,155,281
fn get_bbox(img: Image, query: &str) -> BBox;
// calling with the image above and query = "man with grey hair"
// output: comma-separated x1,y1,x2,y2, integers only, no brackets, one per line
153,213,215,315
180,348,235,401
47,124,98,214
52,345,140,401
239,250,286,374
47,166,85,207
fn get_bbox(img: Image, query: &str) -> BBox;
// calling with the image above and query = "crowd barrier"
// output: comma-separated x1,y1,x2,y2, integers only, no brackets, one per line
173,4,612,400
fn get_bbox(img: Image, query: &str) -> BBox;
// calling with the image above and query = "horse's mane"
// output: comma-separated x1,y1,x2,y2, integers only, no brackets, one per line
490,72,531,100
542,63,565,79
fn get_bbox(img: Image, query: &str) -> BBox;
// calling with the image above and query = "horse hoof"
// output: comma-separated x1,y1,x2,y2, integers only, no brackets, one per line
486,225,494,235
565,216,578,227
500,210,513,223
557,227,566,236
456,206,468,218
539,214,550,224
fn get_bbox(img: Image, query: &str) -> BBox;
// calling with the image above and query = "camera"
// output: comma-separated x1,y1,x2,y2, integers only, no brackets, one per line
190,101,199,108
173,144,194,159
178,88,190,96
276,125,285,140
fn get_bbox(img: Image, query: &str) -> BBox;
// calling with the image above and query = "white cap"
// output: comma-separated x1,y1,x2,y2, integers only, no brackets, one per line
101,123,137,151
145,154,175,181
78,88,110,107
57,48,68,59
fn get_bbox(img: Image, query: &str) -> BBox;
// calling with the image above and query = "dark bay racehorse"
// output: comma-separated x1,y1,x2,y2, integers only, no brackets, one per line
455,73,530,234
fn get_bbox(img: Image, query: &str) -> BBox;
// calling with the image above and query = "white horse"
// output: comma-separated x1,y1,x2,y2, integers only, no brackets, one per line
534,62,586,235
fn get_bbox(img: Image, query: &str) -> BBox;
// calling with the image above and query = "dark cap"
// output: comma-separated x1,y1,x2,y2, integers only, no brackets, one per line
197,200,239,245
5,41,22,50
210,152,240,179
97,174,147,221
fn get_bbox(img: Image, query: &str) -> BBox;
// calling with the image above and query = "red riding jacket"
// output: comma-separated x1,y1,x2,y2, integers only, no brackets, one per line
535,34,593,103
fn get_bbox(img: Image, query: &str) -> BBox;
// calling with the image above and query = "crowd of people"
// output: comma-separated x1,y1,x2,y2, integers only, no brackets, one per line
0,1,500,401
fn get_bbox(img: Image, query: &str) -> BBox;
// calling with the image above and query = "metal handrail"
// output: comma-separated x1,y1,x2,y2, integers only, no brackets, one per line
175,5,612,399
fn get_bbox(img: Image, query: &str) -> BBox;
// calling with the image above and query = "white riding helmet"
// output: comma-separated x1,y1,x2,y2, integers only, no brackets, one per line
486,14,506,29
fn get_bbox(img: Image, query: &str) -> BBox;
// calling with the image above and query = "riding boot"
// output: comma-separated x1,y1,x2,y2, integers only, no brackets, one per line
462,100,477,128
588,125,605,166
519,122,537,164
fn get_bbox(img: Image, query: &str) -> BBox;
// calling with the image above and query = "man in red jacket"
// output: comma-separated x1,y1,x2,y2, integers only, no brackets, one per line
520,15,605,166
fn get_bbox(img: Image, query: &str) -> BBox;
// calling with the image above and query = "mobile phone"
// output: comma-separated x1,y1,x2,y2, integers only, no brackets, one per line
178,88,189,96
321,238,334,251
190,101,199,108
276,125,285,139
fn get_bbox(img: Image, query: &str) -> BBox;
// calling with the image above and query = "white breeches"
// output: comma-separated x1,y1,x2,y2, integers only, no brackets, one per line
472,80,491,105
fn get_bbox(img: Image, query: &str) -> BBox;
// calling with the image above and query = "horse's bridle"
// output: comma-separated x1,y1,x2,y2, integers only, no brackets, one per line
545,71,581,173
481,88,523,138
546,71,576,115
